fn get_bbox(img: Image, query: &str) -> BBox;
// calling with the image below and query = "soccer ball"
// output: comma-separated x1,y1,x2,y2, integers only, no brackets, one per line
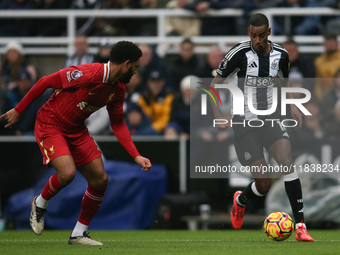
263,211,294,241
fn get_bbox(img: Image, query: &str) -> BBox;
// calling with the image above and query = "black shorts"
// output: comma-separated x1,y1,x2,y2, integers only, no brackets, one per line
233,119,290,166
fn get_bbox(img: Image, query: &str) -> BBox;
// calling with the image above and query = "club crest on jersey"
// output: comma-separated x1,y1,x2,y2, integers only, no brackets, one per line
219,58,228,70
271,60,279,71
244,151,251,160
71,70,83,80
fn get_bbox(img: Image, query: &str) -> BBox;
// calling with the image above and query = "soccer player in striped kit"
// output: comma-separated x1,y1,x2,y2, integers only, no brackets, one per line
211,13,313,241
1,41,152,245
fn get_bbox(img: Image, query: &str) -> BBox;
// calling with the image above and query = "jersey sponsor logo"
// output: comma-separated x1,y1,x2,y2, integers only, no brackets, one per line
77,101,100,112
66,71,72,82
244,151,252,160
271,60,279,71
248,61,258,68
71,70,83,80
245,75,274,87
77,101,88,110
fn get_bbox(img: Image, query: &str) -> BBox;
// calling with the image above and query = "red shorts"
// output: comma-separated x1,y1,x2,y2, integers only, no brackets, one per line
34,121,102,168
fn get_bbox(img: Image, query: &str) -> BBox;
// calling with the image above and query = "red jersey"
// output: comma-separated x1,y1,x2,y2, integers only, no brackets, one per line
42,62,124,131
15,62,139,159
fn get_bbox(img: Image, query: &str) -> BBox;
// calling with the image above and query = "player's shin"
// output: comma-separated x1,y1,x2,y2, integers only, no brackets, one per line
37,173,64,208
284,172,304,223
72,185,106,237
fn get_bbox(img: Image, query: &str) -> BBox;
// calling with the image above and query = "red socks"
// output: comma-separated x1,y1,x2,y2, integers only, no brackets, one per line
41,174,63,200
78,185,106,225
40,174,106,226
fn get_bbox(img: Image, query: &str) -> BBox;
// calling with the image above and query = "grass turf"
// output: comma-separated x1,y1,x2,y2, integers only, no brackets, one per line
0,230,339,255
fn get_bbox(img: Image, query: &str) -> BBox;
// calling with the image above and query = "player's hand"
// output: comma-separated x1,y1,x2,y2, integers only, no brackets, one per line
0,108,20,128
214,115,229,130
291,105,303,127
135,155,152,172
216,123,228,130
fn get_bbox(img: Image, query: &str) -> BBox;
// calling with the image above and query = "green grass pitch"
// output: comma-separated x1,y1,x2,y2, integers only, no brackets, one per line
0,230,339,255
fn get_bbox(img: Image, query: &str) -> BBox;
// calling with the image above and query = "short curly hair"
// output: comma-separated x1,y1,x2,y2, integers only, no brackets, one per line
110,41,142,64
248,13,269,28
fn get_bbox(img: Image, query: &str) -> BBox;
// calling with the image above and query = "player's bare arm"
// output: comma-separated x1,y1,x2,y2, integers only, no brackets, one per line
210,74,228,129
283,79,303,127
134,155,152,172
0,108,20,128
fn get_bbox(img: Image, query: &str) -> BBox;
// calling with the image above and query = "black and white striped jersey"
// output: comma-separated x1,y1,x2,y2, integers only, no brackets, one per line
216,40,289,120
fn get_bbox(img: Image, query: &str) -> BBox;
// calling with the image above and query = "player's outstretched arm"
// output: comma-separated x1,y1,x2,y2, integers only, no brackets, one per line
0,108,20,128
210,74,228,130
282,80,303,127
134,155,152,172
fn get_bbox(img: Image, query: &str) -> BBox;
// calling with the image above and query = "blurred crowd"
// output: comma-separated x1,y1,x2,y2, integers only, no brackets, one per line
0,1,339,152
0,0,340,36
1,33,340,150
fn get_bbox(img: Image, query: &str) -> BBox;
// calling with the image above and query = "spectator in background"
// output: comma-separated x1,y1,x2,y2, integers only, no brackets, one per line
30,0,71,36
275,0,321,35
183,0,236,35
125,103,159,136
320,69,340,132
94,40,111,63
64,35,94,68
290,102,324,152
282,38,315,94
328,99,340,139
164,75,198,139
138,44,171,91
124,70,143,112
2,69,44,135
91,0,143,36
170,39,205,92
314,33,340,101
138,70,174,133
84,106,111,135
0,41,37,109
0,0,33,36
166,0,201,37
200,47,225,78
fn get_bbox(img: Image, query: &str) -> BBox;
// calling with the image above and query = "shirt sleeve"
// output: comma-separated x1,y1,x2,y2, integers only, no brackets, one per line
14,71,63,114
279,51,290,79
216,43,243,78
107,85,139,158
58,63,108,89
108,111,140,159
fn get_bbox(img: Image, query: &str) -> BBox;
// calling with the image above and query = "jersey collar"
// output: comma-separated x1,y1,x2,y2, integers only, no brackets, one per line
103,61,110,83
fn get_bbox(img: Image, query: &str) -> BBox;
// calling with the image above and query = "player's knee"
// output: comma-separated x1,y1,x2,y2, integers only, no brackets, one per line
256,179,271,194
101,173,109,187
58,171,76,186
91,173,109,188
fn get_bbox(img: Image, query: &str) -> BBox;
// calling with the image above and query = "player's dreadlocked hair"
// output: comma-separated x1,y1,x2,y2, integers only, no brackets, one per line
110,41,142,64
248,13,269,28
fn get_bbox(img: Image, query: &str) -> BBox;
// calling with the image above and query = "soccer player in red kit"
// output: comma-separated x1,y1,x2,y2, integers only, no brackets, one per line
0,41,152,245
